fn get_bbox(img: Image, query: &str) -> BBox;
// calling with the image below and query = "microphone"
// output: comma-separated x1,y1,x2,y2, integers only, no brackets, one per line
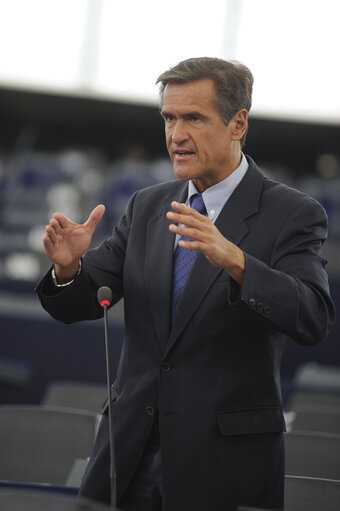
97,286,116,510
97,286,112,308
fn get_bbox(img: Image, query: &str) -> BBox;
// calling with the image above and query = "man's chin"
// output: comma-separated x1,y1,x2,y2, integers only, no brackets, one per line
173,164,196,182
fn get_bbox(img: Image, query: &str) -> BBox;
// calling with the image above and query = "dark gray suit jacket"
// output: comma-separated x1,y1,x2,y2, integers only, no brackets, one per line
37,156,335,511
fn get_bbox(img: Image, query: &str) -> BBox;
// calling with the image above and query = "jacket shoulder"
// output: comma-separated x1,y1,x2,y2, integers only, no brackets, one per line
136,179,185,199
246,158,325,220
262,175,326,220
246,155,323,211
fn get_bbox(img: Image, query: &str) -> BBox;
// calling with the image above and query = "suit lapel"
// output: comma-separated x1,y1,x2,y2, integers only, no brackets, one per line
145,182,188,351
165,159,265,356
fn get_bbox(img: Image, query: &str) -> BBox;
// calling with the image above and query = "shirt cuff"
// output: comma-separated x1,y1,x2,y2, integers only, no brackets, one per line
51,260,82,287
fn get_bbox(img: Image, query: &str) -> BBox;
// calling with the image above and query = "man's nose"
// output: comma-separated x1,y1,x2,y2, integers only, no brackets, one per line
171,120,189,144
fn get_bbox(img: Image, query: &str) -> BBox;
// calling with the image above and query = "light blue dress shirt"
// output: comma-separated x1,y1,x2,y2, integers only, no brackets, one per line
174,153,249,247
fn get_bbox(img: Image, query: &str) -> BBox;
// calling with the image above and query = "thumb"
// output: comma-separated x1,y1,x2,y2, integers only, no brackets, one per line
85,204,106,232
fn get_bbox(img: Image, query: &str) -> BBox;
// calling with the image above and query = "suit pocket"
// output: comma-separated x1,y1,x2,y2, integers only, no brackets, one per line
101,385,118,415
217,407,286,436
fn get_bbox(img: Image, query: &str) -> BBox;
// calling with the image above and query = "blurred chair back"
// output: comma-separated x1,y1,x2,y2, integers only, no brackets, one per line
0,405,100,486
285,475,340,511
42,381,106,413
0,488,112,510
285,431,340,480
237,507,277,510
287,390,340,411
290,407,340,435
238,476,340,510
293,363,340,392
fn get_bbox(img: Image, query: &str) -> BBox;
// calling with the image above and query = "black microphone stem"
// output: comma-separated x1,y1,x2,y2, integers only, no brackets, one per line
103,302,116,509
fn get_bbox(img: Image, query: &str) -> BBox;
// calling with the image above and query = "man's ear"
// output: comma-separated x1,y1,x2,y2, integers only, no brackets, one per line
231,109,248,141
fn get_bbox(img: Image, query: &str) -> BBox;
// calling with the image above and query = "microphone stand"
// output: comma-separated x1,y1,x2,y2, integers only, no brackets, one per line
98,287,116,510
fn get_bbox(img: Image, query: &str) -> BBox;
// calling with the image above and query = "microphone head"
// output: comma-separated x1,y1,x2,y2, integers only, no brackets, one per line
97,286,112,307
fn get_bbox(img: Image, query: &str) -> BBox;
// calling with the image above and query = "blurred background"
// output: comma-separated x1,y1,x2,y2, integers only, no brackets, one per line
0,0,339,406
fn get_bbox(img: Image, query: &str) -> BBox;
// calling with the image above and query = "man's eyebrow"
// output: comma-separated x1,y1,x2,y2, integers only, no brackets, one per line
160,109,172,117
160,109,208,120
183,111,207,120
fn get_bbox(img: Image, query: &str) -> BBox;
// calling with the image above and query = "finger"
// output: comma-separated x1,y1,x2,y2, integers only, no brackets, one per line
50,217,61,233
178,239,202,251
53,212,72,229
167,211,208,229
43,234,55,256
167,202,208,224
85,204,105,231
45,225,58,244
170,201,201,216
169,223,203,241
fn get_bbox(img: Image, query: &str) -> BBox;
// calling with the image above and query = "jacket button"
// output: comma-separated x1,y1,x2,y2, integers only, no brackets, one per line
249,297,256,306
256,302,264,311
161,362,171,372
264,305,271,314
146,406,155,416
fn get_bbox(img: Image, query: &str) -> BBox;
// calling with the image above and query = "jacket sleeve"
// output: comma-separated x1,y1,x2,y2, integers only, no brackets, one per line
230,199,335,345
36,192,137,324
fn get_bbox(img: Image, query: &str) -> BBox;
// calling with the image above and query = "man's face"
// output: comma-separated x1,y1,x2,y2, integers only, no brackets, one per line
161,78,244,192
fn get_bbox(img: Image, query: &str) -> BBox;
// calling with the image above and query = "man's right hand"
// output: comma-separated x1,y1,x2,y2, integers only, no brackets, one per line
43,204,105,284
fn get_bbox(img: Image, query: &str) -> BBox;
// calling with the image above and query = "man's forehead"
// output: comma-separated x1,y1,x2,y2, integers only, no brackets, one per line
162,78,216,111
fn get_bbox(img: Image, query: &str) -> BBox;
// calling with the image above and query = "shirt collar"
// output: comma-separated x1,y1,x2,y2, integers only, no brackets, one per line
187,153,249,222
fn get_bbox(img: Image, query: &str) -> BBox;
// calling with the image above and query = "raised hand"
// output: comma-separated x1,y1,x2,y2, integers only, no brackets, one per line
166,201,245,285
43,204,105,283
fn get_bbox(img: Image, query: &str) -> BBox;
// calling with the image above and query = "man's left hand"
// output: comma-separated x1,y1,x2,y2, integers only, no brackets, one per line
167,201,245,285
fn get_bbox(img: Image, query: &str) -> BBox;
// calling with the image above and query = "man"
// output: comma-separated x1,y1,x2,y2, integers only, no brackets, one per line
37,57,335,511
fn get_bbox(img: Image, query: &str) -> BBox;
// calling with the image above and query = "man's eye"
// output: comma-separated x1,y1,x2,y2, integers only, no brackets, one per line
191,115,201,122
163,115,174,124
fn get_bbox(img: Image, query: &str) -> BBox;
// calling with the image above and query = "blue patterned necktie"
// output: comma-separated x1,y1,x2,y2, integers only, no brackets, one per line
171,193,207,321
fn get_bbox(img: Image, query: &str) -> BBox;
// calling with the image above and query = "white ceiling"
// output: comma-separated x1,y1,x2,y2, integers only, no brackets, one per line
0,0,339,124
